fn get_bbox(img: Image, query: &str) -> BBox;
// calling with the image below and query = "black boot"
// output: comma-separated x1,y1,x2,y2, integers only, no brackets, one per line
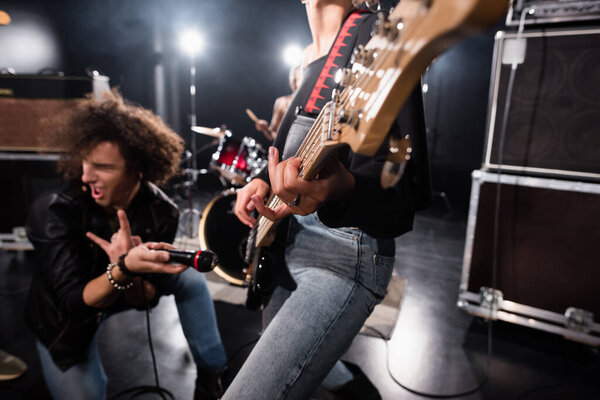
193,367,225,400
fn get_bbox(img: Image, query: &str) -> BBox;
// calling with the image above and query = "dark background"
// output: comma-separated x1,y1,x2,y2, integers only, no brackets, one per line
0,0,503,221
3,4,600,399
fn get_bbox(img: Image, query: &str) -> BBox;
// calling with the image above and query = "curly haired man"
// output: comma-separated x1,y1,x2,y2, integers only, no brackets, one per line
25,90,227,400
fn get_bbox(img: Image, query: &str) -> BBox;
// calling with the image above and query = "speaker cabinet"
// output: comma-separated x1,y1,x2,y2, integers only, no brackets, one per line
483,28,600,181
0,75,109,232
459,170,600,345
0,75,109,152
506,0,600,27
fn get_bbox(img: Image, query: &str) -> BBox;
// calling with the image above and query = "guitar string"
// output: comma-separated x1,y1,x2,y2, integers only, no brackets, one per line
257,112,326,241
256,138,314,243
256,112,324,242
256,112,326,244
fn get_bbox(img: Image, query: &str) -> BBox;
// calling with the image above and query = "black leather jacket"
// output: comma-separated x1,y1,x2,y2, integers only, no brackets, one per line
25,181,179,371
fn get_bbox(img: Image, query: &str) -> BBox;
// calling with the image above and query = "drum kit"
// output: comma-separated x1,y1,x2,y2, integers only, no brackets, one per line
181,126,268,286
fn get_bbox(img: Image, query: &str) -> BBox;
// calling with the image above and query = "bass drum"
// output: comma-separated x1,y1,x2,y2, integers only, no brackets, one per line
198,191,250,286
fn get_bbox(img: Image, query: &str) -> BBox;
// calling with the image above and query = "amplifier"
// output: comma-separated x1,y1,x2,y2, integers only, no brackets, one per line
483,28,600,181
459,170,600,345
506,0,600,26
0,74,110,153
0,74,109,233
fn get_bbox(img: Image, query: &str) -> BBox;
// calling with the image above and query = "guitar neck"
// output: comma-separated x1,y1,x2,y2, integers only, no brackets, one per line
255,112,340,247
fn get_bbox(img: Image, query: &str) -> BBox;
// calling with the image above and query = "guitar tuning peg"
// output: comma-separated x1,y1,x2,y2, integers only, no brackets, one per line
353,46,376,66
335,67,356,87
375,13,390,36
338,108,361,130
380,134,412,189
375,12,403,41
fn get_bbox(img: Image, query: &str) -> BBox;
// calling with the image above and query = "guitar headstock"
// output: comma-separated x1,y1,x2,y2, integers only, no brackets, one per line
328,0,508,156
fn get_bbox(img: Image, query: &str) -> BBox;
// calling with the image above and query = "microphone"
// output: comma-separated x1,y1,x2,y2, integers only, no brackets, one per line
164,249,218,272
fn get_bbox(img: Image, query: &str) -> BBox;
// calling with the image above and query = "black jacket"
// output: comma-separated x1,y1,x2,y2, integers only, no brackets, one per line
25,181,179,371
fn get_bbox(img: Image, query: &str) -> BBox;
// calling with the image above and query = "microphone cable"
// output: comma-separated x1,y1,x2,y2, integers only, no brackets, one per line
109,278,174,400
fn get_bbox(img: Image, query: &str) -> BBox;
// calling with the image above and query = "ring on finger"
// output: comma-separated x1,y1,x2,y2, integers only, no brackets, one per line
285,194,301,208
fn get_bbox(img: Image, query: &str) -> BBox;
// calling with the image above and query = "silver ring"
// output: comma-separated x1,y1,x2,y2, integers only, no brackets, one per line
286,194,301,208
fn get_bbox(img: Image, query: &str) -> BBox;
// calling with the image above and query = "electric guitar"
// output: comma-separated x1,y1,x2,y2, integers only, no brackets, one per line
245,0,508,307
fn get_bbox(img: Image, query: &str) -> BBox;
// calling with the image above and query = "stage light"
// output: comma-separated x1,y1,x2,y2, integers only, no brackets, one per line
0,10,11,25
282,44,303,67
0,18,60,72
179,29,204,57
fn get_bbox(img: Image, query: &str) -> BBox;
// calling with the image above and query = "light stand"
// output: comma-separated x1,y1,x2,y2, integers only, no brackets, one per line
188,53,198,171
177,30,205,244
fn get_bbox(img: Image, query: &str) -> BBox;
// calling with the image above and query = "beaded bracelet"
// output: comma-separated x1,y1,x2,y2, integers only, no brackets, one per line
106,263,134,291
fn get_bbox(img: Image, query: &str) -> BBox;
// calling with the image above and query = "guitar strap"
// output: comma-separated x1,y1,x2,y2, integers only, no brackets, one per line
256,11,377,296
303,9,371,115
283,10,374,160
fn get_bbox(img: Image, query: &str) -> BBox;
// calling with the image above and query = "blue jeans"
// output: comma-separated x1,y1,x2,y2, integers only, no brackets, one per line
223,213,394,400
36,268,226,400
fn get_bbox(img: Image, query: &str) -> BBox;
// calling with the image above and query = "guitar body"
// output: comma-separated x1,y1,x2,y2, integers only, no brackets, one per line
245,217,290,310
245,252,276,310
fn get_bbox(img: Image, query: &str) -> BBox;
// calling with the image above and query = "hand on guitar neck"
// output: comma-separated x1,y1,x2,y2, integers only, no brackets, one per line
234,146,355,227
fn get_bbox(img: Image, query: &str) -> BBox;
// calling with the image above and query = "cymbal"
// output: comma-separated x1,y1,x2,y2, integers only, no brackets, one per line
191,126,229,138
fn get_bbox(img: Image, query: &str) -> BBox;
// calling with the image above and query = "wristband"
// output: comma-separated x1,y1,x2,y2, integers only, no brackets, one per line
117,253,139,278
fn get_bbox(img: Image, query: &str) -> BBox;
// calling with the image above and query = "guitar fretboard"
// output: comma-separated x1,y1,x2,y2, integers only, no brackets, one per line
255,111,333,247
